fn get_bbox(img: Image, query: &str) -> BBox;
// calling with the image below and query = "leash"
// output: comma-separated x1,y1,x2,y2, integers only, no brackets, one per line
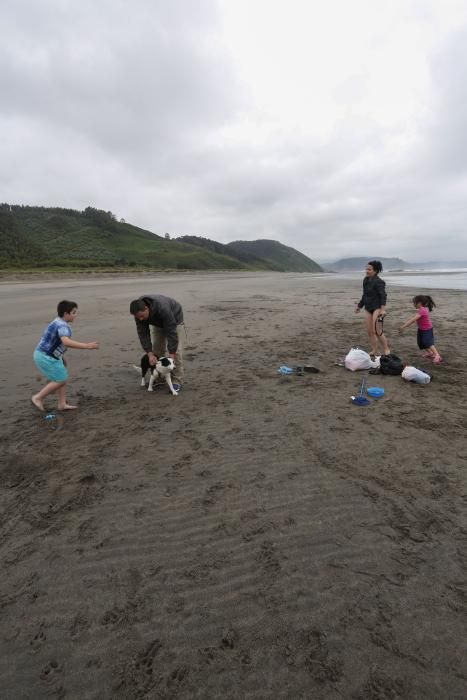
375,314,385,337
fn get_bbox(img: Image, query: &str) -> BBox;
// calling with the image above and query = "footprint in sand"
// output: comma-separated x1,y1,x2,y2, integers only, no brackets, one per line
29,626,47,651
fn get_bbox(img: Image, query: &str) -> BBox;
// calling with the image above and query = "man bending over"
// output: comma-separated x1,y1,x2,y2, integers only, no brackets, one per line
130,294,185,389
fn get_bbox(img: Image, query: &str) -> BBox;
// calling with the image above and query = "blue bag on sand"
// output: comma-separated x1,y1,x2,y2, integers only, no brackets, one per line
367,386,385,398
278,366,294,375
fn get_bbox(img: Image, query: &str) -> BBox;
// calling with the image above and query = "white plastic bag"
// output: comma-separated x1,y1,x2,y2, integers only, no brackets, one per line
401,366,431,384
345,347,373,371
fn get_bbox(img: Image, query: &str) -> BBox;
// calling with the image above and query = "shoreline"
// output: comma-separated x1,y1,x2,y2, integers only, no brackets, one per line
2,268,467,293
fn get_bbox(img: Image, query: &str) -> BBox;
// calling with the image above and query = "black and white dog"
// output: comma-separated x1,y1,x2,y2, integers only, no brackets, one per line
134,355,179,396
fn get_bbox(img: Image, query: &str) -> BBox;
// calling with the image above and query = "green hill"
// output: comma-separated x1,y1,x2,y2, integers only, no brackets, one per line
0,204,322,272
227,239,323,272
0,205,49,266
0,205,246,271
177,235,276,270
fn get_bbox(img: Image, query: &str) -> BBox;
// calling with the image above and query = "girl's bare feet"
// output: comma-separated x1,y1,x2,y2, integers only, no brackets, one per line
31,395,44,411
58,403,78,410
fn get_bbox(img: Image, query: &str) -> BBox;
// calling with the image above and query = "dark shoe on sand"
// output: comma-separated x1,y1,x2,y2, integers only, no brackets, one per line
304,365,320,373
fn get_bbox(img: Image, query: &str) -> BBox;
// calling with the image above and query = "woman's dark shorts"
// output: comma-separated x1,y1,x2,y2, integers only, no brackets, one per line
417,328,435,349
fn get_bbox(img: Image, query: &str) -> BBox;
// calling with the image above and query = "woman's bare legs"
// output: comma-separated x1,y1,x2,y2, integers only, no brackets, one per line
372,310,390,355
364,311,390,355
365,311,378,355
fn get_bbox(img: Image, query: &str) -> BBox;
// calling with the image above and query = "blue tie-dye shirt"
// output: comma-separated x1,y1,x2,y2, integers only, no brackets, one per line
35,317,72,359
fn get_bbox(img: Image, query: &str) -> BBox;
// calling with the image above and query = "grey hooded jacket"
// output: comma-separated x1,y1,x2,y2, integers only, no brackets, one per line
135,294,184,354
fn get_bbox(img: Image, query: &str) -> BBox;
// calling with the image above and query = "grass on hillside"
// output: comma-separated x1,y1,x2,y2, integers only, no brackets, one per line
1,206,248,271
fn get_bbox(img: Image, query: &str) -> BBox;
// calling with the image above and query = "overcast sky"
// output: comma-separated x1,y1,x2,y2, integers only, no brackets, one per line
2,0,467,262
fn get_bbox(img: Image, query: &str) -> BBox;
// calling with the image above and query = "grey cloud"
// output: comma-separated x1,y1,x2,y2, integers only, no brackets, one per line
426,24,467,176
1,1,467,263
1,0,239,162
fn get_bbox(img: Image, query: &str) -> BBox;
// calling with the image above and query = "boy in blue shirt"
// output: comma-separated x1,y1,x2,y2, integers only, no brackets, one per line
32,300,99,411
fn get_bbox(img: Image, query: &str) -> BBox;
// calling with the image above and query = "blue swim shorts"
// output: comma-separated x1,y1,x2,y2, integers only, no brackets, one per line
33,349,68,382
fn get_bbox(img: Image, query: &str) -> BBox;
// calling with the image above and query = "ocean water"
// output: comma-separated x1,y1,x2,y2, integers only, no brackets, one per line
335,270,467,291
384,271,467,291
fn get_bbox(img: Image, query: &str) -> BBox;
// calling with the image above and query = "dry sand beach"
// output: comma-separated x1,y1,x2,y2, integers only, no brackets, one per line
0,272,466,699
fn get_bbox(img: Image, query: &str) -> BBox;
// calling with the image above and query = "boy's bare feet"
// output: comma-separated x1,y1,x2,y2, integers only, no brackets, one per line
58,403,78,410
31,395,44,411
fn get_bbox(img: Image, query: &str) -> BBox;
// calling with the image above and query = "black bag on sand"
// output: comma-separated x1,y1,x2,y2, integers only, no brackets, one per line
379,353,404,376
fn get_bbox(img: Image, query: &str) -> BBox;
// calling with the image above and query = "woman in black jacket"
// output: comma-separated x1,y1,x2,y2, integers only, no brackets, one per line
355,260,390,356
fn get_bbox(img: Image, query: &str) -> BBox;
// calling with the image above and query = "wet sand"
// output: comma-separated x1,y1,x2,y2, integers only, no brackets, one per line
0,272,466,699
